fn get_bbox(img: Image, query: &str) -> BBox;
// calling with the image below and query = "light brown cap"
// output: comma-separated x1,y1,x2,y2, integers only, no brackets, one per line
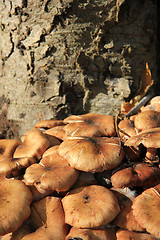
132,184,160,238
112,187,145,232
44,126,67,141
125,127,160,149
116,229,157,240
65,226,116,240
111,163,160,189
34,119,65,129
22,196,69,240
0,157,37,177
64,113,116,137
0,177,33,236
134,110,160,131
24,152,79,193
58,136,124,172
62,185,120,228
13,129,50,159
0,139,21,160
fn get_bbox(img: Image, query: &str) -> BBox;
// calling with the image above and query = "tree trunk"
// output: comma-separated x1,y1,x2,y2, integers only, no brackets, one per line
0,0,157,139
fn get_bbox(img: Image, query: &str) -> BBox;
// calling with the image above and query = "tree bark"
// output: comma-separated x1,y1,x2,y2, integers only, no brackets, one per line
0,0,157,139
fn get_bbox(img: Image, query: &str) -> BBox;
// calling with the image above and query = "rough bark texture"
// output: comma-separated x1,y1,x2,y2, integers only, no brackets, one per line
0,0,157,139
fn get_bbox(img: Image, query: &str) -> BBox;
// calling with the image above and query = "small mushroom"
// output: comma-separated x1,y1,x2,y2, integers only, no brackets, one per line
0,139,21,160
132,184,160,238
111,163,160,189
112,187,145,232
65,226,116,240
44,125,67,141
133,110,160,132
21,196,69,240
58,136,124,172
0,156,37,177
62,185,120,228
64,113,116,137
125,127,160,161
24,152,79,193
34,119,65,129
13,129,51,160
116,229,157,240
0,177,33,236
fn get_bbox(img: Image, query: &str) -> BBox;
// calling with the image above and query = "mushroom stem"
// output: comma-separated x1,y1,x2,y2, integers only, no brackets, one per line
125,87,155,118
145,147,157,162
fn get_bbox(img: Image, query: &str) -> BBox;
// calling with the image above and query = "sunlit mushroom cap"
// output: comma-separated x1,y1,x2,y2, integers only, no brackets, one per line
65,226,116,240
140,103,160,112
62,185,120,228
132,184,160,238
64,113,116,137
125,127,160,148
13,129,50,159
34,119,65,129
0,139,21,160
111,163,160,188
24,152,79,193
22,196,69,240
118,118,138,142
0,157,37,177
116,229,157,240
150,96,160,104
42,145,59,158
112,187,145,232
0,177,33,236
44,126,67,141
134,110,160,131
58,136,124,172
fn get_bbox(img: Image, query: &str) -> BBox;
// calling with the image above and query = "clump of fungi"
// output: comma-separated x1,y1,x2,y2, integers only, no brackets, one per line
1,96,160,239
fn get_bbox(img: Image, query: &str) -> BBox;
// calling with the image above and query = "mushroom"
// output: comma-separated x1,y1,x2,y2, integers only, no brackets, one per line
132,184,160,238
111,187,145,232
133,110,160,132
116,229,157,240
42,145,59,158
63,113,116,137
21,196,69,240
65,226,116,240
13,128,51,160
118,118,140,160
34,119,65,129
125,127,160,161
111,163,160,189
61,185,120,228
0,156,37,177
0,139,21,160
44,125,67,141
24,152,79,193
58,136,124,172
0,177,33,236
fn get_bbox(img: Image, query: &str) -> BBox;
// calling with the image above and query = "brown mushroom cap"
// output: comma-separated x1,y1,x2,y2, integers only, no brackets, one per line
0,157,37,177
111,163,160,189
24,152,79,193
132,184,160,238
22,196,69,240
0,139,21,160
44,126,67,141
116,229,157,240
150,96,160,104
34,119,65,129
134,110,160,131
0,177,33,236
13,129,50,159
64,113,116,137
58,136,124,172
65,226,116,240
140,103,160,112
118,118,138,142
112,187,145,232
62,185,120,228
125,127,160,149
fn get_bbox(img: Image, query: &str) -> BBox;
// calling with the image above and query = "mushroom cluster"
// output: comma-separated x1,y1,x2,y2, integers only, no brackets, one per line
1,97,160,239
